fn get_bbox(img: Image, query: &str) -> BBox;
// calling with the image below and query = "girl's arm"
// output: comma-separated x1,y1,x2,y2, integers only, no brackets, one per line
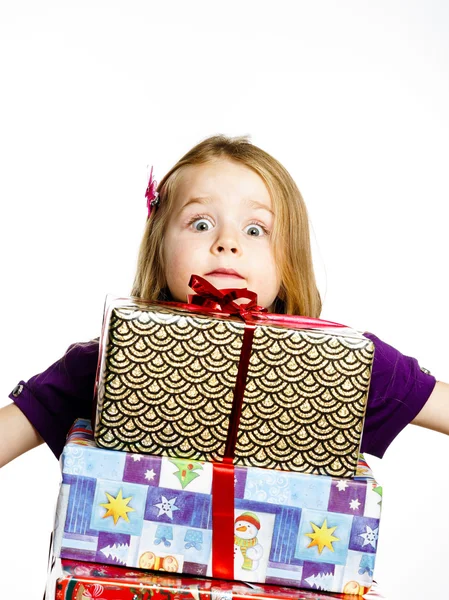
0,403,43,467
412,381,449,435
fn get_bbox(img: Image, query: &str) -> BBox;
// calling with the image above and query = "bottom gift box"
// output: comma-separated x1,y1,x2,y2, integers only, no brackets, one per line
47,559,385,599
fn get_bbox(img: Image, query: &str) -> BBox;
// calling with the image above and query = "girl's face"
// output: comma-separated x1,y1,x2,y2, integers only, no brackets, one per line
162,159,281,309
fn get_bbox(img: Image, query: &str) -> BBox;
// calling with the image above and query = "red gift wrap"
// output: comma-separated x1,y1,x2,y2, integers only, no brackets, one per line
52,559,385,600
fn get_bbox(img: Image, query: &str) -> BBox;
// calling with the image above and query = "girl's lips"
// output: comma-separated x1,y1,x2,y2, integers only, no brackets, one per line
205,269,244,279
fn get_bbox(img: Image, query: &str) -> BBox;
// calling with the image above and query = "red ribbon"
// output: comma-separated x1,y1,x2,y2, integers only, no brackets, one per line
184,276,348,580
212,459,235,579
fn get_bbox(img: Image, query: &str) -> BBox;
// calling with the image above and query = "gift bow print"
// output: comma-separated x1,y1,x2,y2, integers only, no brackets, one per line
83,584,106,599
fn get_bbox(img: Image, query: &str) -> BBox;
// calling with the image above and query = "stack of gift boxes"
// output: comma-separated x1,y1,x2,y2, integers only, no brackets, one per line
45,286,383,600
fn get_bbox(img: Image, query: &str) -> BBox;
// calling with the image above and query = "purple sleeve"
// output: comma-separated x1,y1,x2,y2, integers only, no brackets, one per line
9,341,99,459
360,332,437,458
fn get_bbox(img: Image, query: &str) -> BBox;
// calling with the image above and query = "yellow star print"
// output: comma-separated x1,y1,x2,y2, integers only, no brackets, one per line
100,489,135,525
305,519,340,554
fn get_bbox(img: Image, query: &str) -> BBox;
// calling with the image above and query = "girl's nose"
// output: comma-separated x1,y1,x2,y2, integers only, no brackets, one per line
211,227,241,255
214,243,239,254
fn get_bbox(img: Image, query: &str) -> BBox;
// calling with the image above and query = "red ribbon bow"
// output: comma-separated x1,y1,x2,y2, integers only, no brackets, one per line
187,274,345,330
187,274,268,317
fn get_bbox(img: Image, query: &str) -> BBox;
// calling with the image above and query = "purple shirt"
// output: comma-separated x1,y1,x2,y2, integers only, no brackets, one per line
9,332,436,460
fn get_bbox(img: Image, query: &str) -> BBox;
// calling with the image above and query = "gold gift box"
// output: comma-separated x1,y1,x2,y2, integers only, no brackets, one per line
94,298,374,477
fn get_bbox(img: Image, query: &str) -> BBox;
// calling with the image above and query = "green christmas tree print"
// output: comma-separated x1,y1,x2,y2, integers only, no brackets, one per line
168,457,204,489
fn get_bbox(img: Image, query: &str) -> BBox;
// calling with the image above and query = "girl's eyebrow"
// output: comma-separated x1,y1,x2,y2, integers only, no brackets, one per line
179,196,274,215
179,196,211,211
246,199,274,215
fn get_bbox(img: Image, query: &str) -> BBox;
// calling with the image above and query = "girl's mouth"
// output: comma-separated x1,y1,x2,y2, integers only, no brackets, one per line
205,269,244,279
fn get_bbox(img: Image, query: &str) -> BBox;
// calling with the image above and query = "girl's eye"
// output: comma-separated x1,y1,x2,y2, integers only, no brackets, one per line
190,217,213,232
244,223,266,237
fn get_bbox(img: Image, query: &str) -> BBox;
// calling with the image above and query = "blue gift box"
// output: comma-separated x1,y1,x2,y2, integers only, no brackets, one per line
52,419,382,596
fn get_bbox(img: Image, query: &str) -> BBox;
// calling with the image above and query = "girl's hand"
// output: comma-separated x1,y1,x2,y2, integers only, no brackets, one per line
0,404,43,467
412,381,449,435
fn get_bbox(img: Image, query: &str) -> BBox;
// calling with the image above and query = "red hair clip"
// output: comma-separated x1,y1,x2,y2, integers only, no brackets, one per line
145,166,160,218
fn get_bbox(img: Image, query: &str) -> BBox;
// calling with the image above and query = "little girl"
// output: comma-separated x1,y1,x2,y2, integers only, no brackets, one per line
1,134,448,465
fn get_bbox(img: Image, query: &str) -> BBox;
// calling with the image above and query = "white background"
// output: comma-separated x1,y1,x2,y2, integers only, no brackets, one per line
0,2,448,599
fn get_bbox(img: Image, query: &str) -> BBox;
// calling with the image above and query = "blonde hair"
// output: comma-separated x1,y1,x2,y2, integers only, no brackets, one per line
131,135,322,317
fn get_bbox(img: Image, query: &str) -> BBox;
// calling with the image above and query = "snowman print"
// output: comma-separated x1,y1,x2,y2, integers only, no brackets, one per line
233,511,264,571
